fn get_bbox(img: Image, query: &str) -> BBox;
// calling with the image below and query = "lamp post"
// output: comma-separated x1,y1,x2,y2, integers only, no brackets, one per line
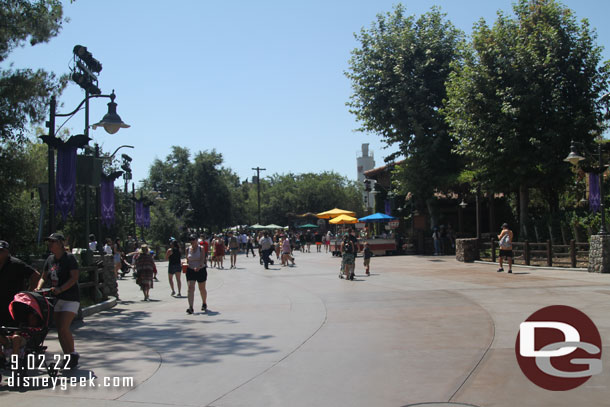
564,140,608,234
252,166,266,224
43,91,130,236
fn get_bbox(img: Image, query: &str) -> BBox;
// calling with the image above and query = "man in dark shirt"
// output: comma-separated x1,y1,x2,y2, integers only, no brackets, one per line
0,240,40,327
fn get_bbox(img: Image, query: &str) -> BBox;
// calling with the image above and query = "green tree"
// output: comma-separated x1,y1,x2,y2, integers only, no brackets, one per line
444,0,610,238
1,0,67,143
346,5,464,206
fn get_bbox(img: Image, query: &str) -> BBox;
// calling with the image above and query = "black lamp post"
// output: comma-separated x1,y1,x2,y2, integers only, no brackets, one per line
43,91,130,235
564,140,607,234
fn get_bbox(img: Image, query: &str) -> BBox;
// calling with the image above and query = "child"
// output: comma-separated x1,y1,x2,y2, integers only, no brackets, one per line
363,242,373,276
0,311,42,363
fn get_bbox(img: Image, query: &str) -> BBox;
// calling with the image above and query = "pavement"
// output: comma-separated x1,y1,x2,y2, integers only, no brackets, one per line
2,250,610,406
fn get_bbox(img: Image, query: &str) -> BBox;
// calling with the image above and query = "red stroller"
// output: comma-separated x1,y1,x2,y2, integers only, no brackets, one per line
0,290,59,386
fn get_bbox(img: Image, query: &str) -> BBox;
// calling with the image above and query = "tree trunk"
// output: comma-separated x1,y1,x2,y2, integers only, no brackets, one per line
488,193,495,235
519,185,529,240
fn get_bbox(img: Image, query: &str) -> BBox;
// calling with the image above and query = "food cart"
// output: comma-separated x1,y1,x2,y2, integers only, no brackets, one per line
357,213,399,256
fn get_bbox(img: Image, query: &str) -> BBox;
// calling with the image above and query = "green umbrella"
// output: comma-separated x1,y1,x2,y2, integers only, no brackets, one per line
298,223,318,228
264,224,287,229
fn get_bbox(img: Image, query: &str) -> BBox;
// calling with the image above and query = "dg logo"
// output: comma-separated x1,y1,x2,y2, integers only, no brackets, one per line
515,305,603,391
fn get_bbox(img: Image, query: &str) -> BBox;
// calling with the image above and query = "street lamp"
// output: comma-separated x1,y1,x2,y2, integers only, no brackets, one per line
43,91,130,235
564,140,608,234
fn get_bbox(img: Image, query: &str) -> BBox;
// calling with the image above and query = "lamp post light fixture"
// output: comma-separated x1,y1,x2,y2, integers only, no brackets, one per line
564,140,608,235
43,91,130,235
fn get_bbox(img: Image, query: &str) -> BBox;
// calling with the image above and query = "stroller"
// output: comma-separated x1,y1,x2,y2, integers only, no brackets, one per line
0,290,59,386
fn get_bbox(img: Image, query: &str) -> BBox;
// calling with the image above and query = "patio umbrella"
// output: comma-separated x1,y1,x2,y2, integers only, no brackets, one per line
248,224,267,230
316,208,356,219
297,223,318,228
264,224,287,230
329,214,358,225
358,213,397,223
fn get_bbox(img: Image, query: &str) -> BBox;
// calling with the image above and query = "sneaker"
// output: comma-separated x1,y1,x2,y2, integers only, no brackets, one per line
66,353,79,369
176,293,181,298
497,268,504,272
201,304,207,312
508,270,513,274
171,291,175,296
186,308,194,315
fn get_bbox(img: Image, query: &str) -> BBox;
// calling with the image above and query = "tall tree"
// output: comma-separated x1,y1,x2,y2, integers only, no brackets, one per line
444,0,610,237
346,5,464,206
1,0,67,143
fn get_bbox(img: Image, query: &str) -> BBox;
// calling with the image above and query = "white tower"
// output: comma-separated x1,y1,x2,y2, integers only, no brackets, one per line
357,143,375,207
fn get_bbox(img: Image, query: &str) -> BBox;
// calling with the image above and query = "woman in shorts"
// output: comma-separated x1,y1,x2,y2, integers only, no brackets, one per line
37,232,80,369
185,234,207,314
165,240,182,296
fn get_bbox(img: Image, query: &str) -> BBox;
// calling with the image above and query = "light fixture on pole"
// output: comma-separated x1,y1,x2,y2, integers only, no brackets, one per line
92,91,131,134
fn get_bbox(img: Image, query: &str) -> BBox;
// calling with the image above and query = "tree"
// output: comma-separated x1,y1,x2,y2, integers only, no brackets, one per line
346,5,464,206
444,0,610,237
1,0,67,143
190,150,232,231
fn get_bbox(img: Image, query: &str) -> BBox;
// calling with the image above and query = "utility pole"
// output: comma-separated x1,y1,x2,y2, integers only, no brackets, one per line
251,166,266,224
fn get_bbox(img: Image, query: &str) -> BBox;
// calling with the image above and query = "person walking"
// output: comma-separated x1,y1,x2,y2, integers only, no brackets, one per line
36,233,80,369
214,235,225,269
340,233,356,280
165,240,182,297
281,235,296,266
259,232,273,269
185,234,208,314
246,234,256,257
432,227,441,256
497,223,514,273
228,231,239,269
135,244,156,301
112,238,123,279
363,242,373,276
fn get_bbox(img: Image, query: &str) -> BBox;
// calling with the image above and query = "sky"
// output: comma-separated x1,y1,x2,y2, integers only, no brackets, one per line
6,0,610,186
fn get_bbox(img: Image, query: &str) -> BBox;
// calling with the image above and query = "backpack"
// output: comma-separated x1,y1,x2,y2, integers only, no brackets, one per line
499,233,511,249
343,241,353,254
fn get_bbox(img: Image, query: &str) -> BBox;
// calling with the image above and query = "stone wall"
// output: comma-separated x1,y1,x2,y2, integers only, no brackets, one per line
456,238,479,263
99,254,119,298
588,234,610,273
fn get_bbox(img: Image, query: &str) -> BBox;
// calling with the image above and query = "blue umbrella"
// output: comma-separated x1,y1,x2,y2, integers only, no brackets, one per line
358,212,397,223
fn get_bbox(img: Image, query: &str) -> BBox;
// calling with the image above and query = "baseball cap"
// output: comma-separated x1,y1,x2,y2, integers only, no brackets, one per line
44,232,65,241
189,234,198,241
0,240,9,250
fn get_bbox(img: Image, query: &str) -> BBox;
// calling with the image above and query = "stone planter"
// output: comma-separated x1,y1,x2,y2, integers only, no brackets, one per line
588,234,610,273
456,238,479,263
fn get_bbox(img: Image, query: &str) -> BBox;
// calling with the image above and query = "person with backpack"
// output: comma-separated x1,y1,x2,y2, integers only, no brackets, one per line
228,231,239,269
340,233,355,280
497,223,514,273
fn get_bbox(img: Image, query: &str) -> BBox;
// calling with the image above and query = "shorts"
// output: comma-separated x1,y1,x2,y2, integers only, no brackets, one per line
499,249,513,258
230,248,239,254
55,299,80,314
113,253,121,264
342,253,355,266
186,267,207,283
168,264,182,274
363,258,371,266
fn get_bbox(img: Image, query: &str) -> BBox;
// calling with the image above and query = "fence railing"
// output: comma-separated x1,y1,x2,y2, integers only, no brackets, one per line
479,239,589,268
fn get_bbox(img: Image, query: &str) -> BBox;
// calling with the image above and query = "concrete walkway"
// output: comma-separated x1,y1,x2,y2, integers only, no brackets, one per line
2,251,610,406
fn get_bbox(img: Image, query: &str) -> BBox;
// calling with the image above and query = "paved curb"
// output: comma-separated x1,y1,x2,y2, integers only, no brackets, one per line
473,259,588,272
80,296,118,318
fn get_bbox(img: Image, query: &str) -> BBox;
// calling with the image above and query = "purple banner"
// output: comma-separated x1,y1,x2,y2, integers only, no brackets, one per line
143,204,151,228
135,200,144,227
100,178,115,227
590,173,601,213
56,146,77,220
384,200,391,215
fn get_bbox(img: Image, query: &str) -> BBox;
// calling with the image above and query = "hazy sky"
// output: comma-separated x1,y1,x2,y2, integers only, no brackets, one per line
6,0,610,185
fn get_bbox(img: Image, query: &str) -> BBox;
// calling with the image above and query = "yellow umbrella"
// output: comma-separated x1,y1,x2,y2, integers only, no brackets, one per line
316,208,356,219
329,214,358,224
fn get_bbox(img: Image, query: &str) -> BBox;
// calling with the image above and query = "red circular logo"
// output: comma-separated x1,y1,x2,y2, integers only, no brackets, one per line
515,305,602,391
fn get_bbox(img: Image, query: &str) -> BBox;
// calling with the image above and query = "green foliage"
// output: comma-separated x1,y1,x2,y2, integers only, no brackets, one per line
346,4,465,204
444,0,610,205
0,0,68,143
259,172,363,226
